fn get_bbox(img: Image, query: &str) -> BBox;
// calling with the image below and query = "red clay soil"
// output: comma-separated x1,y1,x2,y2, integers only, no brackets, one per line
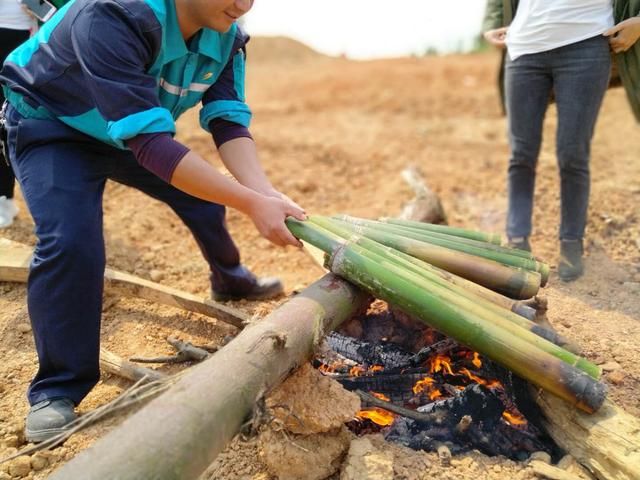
1,37,638,479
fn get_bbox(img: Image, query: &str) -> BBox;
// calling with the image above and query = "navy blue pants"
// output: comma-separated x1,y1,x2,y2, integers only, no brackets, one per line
4,104,256,405
505,35,611,241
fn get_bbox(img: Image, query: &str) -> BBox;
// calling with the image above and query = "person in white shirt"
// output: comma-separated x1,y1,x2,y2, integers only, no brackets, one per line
0,0,35,227
482,0,614,282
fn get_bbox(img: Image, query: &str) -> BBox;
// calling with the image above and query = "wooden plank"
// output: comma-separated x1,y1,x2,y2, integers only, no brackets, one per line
0,238,30,282
0,237,249,328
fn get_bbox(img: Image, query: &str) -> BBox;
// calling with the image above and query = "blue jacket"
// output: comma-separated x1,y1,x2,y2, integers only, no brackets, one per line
0,0,251,148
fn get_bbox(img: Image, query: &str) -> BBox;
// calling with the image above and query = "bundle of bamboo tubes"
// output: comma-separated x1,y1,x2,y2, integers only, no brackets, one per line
286,215,607,414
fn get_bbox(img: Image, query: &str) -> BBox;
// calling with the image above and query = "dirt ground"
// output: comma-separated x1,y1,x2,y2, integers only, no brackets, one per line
0,37,639,479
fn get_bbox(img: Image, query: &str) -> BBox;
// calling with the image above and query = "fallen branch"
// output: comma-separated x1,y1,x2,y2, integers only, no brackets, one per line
129,336,211,364
398,165,447,224
100,348,166,382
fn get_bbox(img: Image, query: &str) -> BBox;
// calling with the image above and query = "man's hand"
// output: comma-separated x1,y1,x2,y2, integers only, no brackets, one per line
483,27,508,49
262,188,305,214
248,195,306,248
604,17,640,53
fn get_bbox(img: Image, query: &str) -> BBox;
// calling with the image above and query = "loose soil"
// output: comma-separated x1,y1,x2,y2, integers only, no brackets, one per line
0,37,638,479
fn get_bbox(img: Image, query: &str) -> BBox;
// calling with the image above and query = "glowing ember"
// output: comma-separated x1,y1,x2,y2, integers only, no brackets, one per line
430,355,454,375
349,365,366,377
502,411,527,426
472,352,482,369
356,408,395,426
422,329,438,345
319,362,341,374
412,376,435,394
370,365,384,373
371,392,390,401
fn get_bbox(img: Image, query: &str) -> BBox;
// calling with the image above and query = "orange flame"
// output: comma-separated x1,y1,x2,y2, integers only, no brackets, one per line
370,365,384,373
356,408,395,426
430,355,454,375
502,411,527,426
458,368,502,389
472,352,482,369
429,388,443,401
412,376,435,394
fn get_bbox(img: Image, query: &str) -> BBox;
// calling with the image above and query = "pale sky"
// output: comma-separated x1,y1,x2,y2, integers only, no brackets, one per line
244,0,489,59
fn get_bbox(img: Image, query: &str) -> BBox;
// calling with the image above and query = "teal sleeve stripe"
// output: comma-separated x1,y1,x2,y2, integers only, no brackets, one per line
4,89,55,120
107,107,176,141
6,0,76,68
233,52,246,102
199,100,252,132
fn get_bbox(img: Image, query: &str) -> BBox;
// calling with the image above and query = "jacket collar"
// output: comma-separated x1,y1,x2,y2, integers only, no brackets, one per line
163,0,225,64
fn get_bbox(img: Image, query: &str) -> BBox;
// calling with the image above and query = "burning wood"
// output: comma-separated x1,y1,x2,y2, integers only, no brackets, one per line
325,331,414,369
316,306,561,461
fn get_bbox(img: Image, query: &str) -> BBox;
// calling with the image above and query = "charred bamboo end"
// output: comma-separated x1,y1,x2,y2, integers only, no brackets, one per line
558,363,608,413
511,303,537,321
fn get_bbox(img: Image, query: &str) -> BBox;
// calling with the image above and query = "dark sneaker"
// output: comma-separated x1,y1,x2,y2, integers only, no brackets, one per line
212,276,284,302
558,240,584,282
25,398,77,443
507,236,531,252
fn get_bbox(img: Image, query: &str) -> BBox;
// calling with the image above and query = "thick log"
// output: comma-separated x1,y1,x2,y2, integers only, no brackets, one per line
48,274,369,480
0,237,248,327
535,392,640,480
524,313,640,480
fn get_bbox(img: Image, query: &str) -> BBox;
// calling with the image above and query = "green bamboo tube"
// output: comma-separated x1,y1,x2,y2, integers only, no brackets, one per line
309,215,552,336
307,218,599,378
343,215,533,260
333,215,550,285
378,216,502,245
314,217,523,311
287,219,606,413
319,219,541,300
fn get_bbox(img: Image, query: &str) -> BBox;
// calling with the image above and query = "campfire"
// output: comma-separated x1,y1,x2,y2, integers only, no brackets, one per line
316,302,560,461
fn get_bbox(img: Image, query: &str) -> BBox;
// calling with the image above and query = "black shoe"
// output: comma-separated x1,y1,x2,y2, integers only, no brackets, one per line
558,240,584,282
507,236,531,252
25,398,77,443
212,276,284,302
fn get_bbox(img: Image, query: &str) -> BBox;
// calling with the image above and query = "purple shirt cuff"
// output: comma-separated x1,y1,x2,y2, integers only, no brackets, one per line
209,118,253,148
126,133,189,183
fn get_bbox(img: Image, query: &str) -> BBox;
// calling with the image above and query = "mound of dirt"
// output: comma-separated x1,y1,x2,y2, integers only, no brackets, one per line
248,36,329,64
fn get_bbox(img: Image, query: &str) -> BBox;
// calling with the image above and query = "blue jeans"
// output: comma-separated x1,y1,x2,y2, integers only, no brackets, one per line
4,104,257,405
505,35,611,241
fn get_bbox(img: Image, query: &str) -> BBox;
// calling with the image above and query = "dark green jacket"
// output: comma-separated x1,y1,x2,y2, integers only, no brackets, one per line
483,0,640,121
